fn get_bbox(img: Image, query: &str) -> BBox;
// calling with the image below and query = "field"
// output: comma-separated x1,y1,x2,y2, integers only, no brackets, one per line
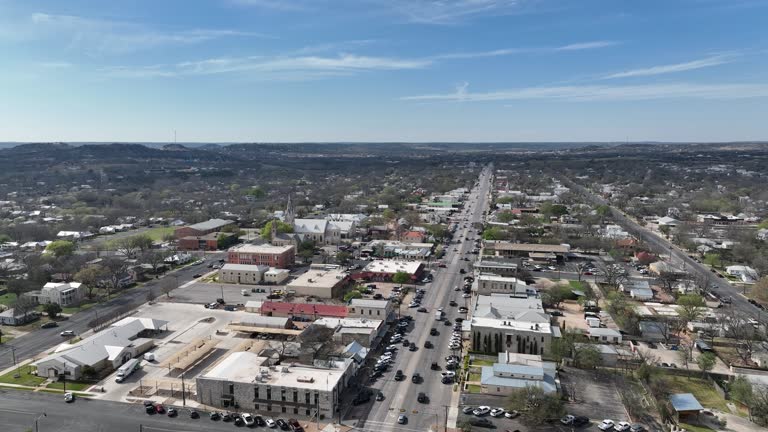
144,226,175,241
0,292,17,307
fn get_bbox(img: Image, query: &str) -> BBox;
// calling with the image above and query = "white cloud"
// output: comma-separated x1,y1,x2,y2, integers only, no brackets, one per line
433,40,618,60
25,12,270,54
402,82,768,102
603,54,735,79
37,61,73,69
103,54,431,79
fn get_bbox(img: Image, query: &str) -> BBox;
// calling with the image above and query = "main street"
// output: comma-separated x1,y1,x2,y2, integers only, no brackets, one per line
563,177,766,324
353,166,492,432
0,252,225,370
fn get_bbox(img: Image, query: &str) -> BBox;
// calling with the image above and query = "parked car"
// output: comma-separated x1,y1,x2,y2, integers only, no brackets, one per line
504,410,520,419
167,408,177,417
255,415,266,426
462,406,475,414
64,392,74,403
288,418,303,431
242,413,255,426
189,410,199,419
473,406,491,416
265,418,277,428
276,418,289,430
615,421,631,432
41,321,58,329
490,408,505,417
469,418,495,428
630,424,645,432
561,415,576,425
598,419,615,431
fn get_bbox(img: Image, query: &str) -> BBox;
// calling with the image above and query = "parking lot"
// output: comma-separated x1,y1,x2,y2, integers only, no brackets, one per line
559,367,628,426
169,281,273,305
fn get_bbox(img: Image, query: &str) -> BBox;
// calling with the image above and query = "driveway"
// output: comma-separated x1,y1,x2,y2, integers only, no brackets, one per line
559,367,628,424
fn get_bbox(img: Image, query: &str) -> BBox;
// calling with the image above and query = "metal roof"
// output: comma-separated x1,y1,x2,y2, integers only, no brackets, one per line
669,393,704,412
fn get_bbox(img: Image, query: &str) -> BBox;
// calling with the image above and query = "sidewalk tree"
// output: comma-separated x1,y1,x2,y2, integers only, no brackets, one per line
392,271,410,285
45,240,75,258
74,265,107,299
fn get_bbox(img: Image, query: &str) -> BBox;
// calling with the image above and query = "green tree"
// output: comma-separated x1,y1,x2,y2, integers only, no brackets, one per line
336,251,352,265
482,227,506,240
343,290,362,302
0,233,12,243
131,234,154,253
541,284,572,309
703,253,722,268
260,220,294,239
697,352,716,373
46,240,76,258
676,294,706,330
659,225,671,238
44,303,62,318
74,265,107,299
497,211,515,223
541,203,568,218
246,186,266,198
507,386,565,425
573,344,603,369
729,375,753,405
392,272,410,285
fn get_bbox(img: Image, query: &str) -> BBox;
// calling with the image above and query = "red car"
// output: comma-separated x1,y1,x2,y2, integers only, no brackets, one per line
154,404,165,414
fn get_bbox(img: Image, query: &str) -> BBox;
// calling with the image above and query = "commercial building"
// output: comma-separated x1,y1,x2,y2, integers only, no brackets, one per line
475,275,528,297
178,232,234,251
219,264,269,285
314,317,385,348
473,259,519,277
32,317,167,379
264,268,291,284
286,265,350,299
480,352,558,395
586,328,623,344
483,241,570,262
196,351,350,419
228,244,295,268
356,260,424,282
347,299,394,322
362,240,434,260
573,343,635,367
468,294,555,356
260,302,348,320
174,218,235,238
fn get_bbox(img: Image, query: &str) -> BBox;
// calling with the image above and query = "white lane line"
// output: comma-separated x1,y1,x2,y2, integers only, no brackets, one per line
0,408,36,415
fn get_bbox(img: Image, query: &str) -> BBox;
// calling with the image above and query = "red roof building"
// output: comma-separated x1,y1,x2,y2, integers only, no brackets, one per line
260,302,348,320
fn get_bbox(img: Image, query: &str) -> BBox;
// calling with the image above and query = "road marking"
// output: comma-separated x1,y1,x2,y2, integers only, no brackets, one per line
0,408,36,415
141,426,197,432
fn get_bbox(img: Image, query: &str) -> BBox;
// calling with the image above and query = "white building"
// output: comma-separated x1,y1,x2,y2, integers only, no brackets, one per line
218,264,269,285
195,351,351,419
587,328,623,344
725,265,759,282
30,282,86,307
475,275,528,297
468,295,554,356
314,317,385,348
286,265,349,298
264,268,290,284
480,354,558,395
347,299,394,322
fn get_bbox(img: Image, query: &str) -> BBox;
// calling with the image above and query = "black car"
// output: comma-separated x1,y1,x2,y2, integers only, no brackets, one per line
189,410,200,419
222,413,233,422
233,417,244,426
409,343,418,351
376,391,385,401
411,372,422,383
441,376,453,384
430,328,438,336
573,416,590,427
209,412,221,420
449,301,457,307
145,405,156,414
254,415,266,426
193,273,202,278
352,392,371,406
417,307,428,313
444,320,452,326
469,418,495,428
431,362,440,370
277,418,290,430
424,341,433,349
417,392,428,403
395,370,405,381
41,321,59,329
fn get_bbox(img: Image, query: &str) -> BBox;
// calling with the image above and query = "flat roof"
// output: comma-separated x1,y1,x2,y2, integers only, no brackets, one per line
188,218,234,231
229,244,294,254
314,317,382,329
484,242,570,253
349,299,390,309
221,263,270,272
288,268,348,289
362,260,422,274
201,351,267,381
670,393,704,412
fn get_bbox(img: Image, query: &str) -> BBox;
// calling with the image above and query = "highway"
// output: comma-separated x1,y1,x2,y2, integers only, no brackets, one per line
0,252,225,370
352,166,492,432
563,177,766,325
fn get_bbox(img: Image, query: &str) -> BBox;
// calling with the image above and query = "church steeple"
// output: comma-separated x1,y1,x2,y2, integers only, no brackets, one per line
284,194,295,225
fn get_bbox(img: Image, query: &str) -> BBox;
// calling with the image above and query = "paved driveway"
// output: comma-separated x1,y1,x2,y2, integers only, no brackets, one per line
559,367,629,424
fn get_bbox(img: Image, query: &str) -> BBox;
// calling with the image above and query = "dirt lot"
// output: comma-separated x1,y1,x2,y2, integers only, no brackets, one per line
556,300,590,331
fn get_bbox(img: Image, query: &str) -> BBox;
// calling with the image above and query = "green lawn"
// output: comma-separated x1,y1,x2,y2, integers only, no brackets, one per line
0,365,47,387
46,380,92,391
666,376,730,412
61,301,97,315
144,226,175,241
679,423,714,432
0,292,18,307
468,372,482,382
569,280,588,290
0,336,14,344
466,384,482,394
471,359,494,367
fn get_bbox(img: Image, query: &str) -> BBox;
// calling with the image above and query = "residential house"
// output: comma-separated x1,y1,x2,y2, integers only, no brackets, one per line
587,328,623,344
30,282,86,307
0,308,40,326
725,265,759,283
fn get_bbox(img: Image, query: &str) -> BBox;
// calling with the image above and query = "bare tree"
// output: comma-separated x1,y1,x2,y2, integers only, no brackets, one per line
74,265,108,299
146,287,157,303
601,264,627,290
657,271,683,293
298,324,338,361
102,257,130,299
141,250,168,274
111,237,140,258
12,295,37,320
160,277,176,298
717,308,757,365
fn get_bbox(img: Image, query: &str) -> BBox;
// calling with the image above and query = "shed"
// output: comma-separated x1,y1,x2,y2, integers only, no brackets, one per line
669,393,704,423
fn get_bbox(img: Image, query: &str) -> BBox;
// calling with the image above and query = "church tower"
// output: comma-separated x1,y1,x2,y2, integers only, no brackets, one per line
284,194,295,226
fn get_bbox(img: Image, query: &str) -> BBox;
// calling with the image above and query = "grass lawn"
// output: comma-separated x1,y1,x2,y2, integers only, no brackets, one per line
144,226,175,241
0,292,18,307
61,301,97,315
569,280,587,290
679,423,714,432
466,384,482,394
0,336,14,344
47,380,92,391
468,371,482,382
471,359,494,367
666,376,730,412
0,365,47,387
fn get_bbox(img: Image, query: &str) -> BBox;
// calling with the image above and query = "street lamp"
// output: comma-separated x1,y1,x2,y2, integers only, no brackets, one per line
34,413,46,432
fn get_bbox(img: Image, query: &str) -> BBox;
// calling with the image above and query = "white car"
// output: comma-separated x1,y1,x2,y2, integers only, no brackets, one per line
490,408,505,417
241,413,255,426
561,415,575,425
462,293,471,298
472,406,491,416
64,392,74,403
60,330,75,337
598,419,615,431
265,418,277,428
449,344,461,350
441,371,456,378
615,421,631,432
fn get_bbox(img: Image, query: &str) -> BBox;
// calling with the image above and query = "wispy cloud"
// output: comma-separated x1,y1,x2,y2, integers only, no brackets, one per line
433,40,618,60
103,54,431,79
25,12,270,54
37,61,73,69
402,82,768,102
603,54,735,79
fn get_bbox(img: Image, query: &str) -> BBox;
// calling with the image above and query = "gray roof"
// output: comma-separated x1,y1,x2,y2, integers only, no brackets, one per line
349,299,389,308
669,393,704,412
188,218,234,231
480,365,557,393
588,328,622,337
221,263,269,272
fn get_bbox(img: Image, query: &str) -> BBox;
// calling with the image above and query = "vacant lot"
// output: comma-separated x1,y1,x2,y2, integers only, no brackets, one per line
559,367,628,423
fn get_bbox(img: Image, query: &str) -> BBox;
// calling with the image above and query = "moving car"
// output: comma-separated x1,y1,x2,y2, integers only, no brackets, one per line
395,370,405,381
41,321,58,328
376,391,385,401
60,330,75,337
417,392,428,403
397,414,408,424
411,372,422,383
64,392,74,403
430,328,438,336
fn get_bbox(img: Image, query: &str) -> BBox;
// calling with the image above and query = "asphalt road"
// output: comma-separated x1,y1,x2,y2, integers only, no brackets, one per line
354,166,493,432
563,178,765,324
0,252,225,370
0,388,246,432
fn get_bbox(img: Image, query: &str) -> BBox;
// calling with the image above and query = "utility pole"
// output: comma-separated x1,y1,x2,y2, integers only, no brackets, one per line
34,412,46,432
10,345,19,378
443,405,449,432
181,372,186,406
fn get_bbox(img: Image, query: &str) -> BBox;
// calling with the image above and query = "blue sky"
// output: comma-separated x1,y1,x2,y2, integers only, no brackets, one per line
1,0,767,142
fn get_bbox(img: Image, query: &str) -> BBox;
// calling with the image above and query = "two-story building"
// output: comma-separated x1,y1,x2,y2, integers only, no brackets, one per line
347,299,394,322
228,244,295,268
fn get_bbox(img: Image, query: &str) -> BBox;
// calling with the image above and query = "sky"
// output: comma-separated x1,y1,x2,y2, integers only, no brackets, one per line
0,0,767,143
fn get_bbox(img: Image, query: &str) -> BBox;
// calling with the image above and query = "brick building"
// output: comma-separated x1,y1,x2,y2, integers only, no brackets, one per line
227,244,295,268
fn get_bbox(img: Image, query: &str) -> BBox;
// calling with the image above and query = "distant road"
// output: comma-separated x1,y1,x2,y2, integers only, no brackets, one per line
0,252,225,370
562,177,765,325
